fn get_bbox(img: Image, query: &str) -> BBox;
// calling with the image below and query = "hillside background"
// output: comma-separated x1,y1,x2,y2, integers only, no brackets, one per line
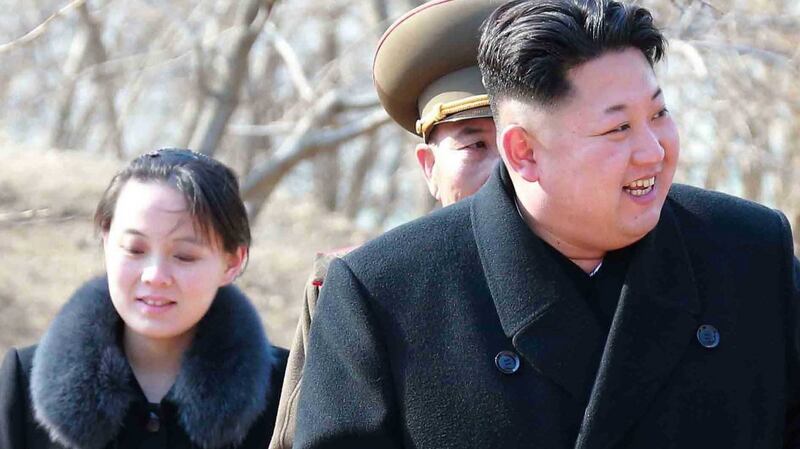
0,0,798,354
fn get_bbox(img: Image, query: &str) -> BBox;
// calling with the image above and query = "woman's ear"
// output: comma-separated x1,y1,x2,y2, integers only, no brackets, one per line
222,246,248,285
500,124,540,183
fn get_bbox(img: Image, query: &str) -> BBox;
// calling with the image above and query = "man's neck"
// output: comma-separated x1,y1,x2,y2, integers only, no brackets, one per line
513,196,605,274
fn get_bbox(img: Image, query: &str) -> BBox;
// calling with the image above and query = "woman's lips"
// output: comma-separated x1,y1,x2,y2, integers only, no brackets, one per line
136,296,177,314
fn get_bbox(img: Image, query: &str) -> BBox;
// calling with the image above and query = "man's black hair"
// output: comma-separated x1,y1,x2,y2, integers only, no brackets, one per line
478,0,666,111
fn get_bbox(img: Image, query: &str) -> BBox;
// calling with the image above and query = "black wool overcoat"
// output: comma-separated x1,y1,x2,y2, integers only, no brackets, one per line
0,277,289,449
294,164,800,449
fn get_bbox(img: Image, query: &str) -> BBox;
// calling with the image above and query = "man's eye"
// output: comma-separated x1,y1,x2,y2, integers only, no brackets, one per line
603,123,630,135
653,107,669,120
462,141,487,150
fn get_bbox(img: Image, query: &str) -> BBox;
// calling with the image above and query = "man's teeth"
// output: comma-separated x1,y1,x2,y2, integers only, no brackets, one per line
624,176,655,196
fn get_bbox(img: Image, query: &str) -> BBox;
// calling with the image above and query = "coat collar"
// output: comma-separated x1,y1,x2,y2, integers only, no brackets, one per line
30,276,277,449
472,165,701,447
574,195,701,449
471,165,606,404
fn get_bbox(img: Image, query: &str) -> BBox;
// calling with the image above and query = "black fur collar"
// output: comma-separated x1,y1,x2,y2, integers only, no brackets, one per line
30,276,277,449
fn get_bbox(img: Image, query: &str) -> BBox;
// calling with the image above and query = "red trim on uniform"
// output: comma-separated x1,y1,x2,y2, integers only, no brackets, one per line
312,279,324,287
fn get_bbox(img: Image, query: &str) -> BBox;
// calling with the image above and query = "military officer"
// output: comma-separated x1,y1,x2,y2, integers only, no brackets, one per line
268,1,502,448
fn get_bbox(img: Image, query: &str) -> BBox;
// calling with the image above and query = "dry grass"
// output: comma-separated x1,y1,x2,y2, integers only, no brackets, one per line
0,148,372,354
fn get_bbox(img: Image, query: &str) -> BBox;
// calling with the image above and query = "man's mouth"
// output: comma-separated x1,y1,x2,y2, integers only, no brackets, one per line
623,176,656,197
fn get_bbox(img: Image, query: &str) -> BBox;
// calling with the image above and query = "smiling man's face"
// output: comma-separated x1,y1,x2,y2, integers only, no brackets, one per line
506,47,680,254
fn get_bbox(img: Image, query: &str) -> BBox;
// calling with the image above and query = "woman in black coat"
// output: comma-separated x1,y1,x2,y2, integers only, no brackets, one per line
0,149,288,449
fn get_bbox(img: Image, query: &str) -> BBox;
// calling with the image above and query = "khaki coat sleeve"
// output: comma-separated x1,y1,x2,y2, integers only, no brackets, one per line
268,251,346,449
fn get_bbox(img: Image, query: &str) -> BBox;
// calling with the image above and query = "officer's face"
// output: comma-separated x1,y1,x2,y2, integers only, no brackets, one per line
503,48,679,254
416,117,498,206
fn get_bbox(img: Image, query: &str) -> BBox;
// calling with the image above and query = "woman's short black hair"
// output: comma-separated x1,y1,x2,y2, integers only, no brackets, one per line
478,0,666,110
94,148,251,253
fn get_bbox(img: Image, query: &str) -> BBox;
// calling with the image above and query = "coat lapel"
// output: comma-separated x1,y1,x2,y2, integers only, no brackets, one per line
472,165,605,405
575,200,701,449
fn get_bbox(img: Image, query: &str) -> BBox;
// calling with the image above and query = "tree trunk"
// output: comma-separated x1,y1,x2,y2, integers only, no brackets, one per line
240,94,388,220
49,28,88,149
344,130,380,219
189,0,275,156
311,4,342,212
375,140,406,228
77,2,124,157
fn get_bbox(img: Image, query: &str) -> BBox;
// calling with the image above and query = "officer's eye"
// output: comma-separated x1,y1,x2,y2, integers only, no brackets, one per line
461,141,487,150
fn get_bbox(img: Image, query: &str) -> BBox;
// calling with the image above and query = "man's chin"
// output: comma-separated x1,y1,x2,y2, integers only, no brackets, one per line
620,210,662,244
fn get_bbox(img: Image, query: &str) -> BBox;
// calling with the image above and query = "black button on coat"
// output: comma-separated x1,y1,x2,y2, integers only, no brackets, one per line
0,277,288,449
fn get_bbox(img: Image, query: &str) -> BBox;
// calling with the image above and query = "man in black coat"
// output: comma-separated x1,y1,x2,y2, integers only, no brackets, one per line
294,0,800,447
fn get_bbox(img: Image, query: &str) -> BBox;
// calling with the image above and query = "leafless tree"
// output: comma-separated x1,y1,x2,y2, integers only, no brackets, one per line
0,0,796,235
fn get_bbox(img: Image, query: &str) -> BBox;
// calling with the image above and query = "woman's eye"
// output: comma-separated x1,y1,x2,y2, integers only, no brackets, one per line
120,245,143,255
175,254,198,263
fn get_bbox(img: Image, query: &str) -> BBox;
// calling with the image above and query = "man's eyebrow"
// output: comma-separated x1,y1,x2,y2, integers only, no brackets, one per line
603,87,663,114
651,87,663,101
453,125,491,138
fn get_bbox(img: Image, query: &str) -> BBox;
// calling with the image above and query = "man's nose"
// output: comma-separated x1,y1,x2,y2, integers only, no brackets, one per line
631,126,665,166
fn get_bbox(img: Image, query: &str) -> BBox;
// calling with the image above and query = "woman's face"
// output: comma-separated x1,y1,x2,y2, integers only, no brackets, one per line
102,180,245,341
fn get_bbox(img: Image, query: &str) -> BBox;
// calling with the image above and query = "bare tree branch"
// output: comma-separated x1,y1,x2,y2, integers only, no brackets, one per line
240,91,389,219
0,0,86,54
189,0,278,156
263,21,313,102
228,121,295,137
78,1,124,157
688,39,797,69
345,130,380,219
669,39,709,77
227,96,379,137
299,108,389,148
376,140,408,228
50,27,89,148
340,93,380,110
0,208,79,226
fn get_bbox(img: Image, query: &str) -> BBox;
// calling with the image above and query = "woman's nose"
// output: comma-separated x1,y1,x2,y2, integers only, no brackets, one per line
141,257,172,287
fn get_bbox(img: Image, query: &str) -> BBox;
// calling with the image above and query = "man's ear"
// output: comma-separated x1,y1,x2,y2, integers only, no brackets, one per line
500,125,539,182
415,143,439,200
221,246,248,285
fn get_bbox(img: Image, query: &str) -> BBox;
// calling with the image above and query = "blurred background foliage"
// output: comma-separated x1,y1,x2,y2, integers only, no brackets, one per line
0,0,797,229
0,0,797,352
